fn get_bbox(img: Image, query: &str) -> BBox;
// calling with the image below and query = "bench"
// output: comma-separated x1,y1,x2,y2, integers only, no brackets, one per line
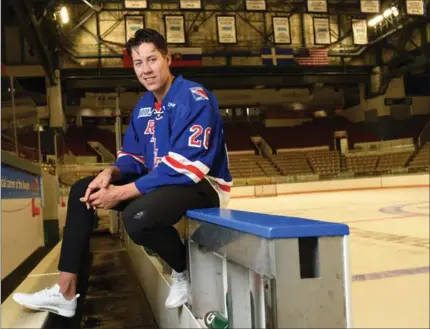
125,208,351,329
186,208,351,328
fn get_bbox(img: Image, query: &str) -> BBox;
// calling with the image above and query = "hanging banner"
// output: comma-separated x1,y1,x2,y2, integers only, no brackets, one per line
216,16,237,44
313,18,331,45
272,17,291,44
180,0,202,9
352,19,368,45
125,15,144,43
165,15,186,44
360,0,380,13
307,0,327,13
406,0,425,15
124,0,147,9
245,0,266,11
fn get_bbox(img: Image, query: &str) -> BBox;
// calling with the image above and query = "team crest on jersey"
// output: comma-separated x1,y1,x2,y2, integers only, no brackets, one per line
154,105,164,120
138,107,153,118
190,87,209,101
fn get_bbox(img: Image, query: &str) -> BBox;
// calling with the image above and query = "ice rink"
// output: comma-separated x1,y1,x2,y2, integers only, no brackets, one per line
228,186,430,328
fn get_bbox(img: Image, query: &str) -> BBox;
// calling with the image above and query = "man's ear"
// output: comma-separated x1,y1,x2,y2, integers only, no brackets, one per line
166,53,172,66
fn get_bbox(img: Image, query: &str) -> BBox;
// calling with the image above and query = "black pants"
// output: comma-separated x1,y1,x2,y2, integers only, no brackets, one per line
58,175,219,274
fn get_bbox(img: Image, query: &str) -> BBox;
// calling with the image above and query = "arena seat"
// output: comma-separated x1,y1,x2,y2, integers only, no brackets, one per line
408,142,430,170
306,149,341,176
271,151,313,176
346,154,379,174
228,153,266,178
376,150,414,172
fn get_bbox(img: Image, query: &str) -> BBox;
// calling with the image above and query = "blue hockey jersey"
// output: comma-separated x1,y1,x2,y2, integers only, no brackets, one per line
114,75,232,207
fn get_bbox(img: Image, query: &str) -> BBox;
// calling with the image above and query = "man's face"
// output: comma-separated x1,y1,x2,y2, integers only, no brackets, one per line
131,42,171,93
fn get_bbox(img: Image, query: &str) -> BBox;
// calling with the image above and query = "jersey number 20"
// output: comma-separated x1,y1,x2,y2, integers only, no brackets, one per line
189,125,211,149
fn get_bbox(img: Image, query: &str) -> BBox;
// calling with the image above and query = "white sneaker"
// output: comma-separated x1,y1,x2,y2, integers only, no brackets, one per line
165,270,190,309
12,284,79,318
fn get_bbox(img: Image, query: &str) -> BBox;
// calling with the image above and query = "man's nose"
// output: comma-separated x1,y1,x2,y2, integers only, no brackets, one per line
142,62,152,74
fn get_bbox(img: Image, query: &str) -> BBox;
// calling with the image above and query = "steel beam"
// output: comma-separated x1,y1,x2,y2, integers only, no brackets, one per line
8,0,56,85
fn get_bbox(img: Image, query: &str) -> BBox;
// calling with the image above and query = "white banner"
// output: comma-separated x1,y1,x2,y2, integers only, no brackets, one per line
273,17,291,44
307,0,327,13
124,0,147,9
245,0,266,11
313,18,331,45
406,0,425,15
352,19,368,45
165,16,185,44
180,0,202,9
217,16,237,44
125,16,144,43
360,0,380,13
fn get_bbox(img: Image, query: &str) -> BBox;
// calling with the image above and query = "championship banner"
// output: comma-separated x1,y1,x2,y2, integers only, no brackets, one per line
352,19,368,45
307,0,327,13
180,0,202,9
165,15,186,44
124,0,147,9
216,16,237,44
272,17,291,44
125,15,144,43
313,18,331,45
1,164,41,199
245,0,266,11
360,0,380,13
406,0,425,15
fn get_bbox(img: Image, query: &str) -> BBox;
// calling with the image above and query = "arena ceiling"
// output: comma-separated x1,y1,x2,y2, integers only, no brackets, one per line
2,0,430,111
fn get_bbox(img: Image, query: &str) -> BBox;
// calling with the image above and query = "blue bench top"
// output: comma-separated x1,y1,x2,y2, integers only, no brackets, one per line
186,208,349,239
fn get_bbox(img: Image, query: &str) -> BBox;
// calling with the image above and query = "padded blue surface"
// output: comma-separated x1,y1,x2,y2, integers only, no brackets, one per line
186,208,349,239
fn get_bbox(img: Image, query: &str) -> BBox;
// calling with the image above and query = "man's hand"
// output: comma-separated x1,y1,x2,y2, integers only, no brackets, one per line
82,167,121,209
80,185,122,210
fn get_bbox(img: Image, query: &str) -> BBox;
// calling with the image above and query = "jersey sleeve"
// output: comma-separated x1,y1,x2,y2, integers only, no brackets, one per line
133,93,218,194
114,114,148,176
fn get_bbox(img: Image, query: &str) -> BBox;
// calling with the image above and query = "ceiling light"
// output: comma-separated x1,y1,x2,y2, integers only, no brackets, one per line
60,6,69,24
368,15,383,27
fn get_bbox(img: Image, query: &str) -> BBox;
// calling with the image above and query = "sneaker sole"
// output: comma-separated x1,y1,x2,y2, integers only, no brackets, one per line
13,299,75,318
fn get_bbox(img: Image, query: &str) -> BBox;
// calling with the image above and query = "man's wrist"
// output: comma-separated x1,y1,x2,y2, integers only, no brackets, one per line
108,166,122,181
116,183,141,201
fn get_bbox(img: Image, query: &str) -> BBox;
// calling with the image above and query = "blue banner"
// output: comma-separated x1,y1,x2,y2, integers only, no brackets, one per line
1,164,41,199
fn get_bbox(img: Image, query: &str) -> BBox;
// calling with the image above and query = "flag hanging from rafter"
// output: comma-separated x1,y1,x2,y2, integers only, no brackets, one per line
261,47,295,66
295,48,329,66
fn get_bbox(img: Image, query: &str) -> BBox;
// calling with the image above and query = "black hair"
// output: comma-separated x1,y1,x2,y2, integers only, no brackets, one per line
126,28,168,56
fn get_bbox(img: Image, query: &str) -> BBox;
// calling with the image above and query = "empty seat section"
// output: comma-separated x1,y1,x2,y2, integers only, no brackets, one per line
306,149,341,176
271,152,313,176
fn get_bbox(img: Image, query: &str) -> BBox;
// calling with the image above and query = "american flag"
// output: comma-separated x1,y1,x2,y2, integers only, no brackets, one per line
295,48,329,66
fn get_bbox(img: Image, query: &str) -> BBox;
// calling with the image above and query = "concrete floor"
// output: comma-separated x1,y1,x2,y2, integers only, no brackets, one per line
81,233,157,329
228,186,430,328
